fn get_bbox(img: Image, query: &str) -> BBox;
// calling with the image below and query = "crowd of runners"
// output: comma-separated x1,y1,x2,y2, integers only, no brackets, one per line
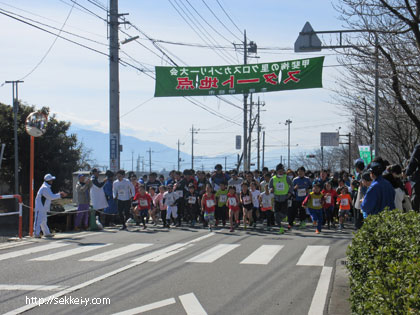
72,152,417,235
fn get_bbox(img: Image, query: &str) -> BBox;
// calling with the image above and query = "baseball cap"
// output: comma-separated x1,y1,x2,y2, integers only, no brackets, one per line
44,174,56,181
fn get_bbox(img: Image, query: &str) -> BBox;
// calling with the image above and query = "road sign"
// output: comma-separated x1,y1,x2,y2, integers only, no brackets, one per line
295,22,322,52
359,145,373,165
235,135,241,150
320,132,339,147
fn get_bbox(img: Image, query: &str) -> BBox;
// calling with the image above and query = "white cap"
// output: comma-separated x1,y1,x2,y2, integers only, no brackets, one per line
44,174,56,181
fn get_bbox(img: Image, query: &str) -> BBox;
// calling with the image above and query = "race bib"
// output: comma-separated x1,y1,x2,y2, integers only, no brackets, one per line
139,199,148,207
312,198,321,207
243,196,251,205
228,197,237,206
206,199,215,208
276,182,285,191
297,188,306,197
175,190,183,198
188,196,196,204
118,190,126,198
341,198,349,206
326,196,332,204
262,198,271,208
219,195,227,203
288,200,292,208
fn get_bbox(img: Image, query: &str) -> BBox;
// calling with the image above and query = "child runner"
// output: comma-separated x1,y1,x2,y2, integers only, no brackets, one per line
250,181,260,228
154,186,168,227
336,186,352,230
148,187,159,226
302,183,324,234
201,184,216,231
240,182,253,230
215,182,228,227
227,186,240,232
322,181,338,229
259,184,275,231
133,185,152,229
185,183,200,227
163,184,178,227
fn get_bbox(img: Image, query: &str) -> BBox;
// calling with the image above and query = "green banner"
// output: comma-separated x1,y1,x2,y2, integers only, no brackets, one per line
359,145,374,165
154,56,324,97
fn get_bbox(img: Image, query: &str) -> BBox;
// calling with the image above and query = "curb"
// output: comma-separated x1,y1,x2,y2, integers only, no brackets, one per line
327,257,350,314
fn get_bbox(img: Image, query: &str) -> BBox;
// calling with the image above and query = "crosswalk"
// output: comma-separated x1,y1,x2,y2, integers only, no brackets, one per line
0,240,330,267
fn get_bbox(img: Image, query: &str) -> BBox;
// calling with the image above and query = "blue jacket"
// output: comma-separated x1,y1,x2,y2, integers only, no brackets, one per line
103,180,117,214
361,176,395,218
293,176,312,202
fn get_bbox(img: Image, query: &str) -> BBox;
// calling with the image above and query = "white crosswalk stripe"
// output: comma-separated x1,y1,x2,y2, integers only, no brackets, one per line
186,244,240,263
296,245,330,266
30,243,112,261
240,245,284,265
0,242,69,261
80,244,152,262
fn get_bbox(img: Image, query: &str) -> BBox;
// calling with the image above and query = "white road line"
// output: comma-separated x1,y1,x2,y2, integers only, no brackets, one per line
80,243,152,262
112,298,176,315
186,244,240,263
0,285,68,291
179,293,208,315
0,241,31,251
4,232,215,315
240,245,284,265
296,245,330,266
0,242,69,261
308,266,333,315
30,243,111,261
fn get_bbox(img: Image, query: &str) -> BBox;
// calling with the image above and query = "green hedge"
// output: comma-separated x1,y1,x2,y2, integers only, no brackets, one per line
347,209,420,314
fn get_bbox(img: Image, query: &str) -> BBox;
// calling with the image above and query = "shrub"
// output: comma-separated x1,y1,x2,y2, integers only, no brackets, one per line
346,209,420,314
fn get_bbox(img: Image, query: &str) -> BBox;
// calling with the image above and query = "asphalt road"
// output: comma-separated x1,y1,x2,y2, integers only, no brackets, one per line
0,224,353,315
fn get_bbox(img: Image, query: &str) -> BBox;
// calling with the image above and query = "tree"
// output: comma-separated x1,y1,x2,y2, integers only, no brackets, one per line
333,0,420,163
0,102,87,197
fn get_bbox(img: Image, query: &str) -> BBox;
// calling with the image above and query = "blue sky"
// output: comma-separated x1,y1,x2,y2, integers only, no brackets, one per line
0,0,351,170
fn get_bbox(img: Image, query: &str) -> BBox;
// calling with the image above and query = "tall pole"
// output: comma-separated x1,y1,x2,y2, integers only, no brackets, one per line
348,133,352,175
5,80,23,197
224,156,227,170
191,125,198,169
109,0,120,172
243,29,248,172
131,151,134,172
374,33,379,157
321,146,324,170
177,139,183,171
29,136,34,236
262,131,265,169
257,97,261,171
147,147,152,173
285,119,292,169
248,93,253,168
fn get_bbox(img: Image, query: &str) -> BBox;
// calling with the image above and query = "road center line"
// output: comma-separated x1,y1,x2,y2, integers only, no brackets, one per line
308,266,333,315
0,285,68,291
3,232,215,315
112,298,176,315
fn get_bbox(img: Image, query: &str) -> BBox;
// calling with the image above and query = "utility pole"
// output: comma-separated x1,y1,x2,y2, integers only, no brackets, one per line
190,125,199,169
243,29,248,172
131,151,134,172
257,97,264,171
5,80,23,196
262,131,265,169
136,154,141,173
285,119,292,169
224,156,227,170
177,139,184,171
146,148,153,173
109,0,120,172
248,93,253,168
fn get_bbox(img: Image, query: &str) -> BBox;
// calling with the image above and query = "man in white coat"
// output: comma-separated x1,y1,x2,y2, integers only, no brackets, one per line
90,168,109,222
34,174,67,238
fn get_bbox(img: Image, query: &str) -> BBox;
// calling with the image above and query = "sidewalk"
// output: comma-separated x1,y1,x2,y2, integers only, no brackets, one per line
328,257,351,314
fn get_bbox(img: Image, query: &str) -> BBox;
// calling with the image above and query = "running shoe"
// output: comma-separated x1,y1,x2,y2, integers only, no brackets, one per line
315,229,320,234
230,228,234,232
278,227,285,234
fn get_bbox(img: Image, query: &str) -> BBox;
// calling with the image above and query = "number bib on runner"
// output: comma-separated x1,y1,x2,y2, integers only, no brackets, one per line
175,190,183,198
139,199,148,207
206,199,215,208
276,182,285,191
118,190,126,198
297,188,306,197
243,196,251,205
228,197,237,206
219,195,227,203
262,198,271,208
312,198,321,207
341,198,349,206
326,196,332,204
188,196,196,204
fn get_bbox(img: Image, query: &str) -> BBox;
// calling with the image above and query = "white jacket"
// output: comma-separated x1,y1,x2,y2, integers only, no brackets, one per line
34,182,61,212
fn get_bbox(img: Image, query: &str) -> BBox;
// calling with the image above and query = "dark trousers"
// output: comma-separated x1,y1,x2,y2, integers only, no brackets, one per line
412,184,420,212
161,210,167,226
261,210,274,226
274,200,288,226
324,206,334,227
216,205,228,222
177,202,185,224
117,200,131,227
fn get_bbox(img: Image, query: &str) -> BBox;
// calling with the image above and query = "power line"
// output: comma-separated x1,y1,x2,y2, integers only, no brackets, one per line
215,0,243,37
18,3,75,80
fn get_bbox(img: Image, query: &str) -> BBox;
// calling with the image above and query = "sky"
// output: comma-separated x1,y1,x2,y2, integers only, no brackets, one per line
0,0,351,170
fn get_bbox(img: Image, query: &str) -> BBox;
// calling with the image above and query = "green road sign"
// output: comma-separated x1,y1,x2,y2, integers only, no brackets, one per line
154,56,324,97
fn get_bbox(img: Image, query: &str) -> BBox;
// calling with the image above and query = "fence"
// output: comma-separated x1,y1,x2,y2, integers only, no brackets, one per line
0,194,23,238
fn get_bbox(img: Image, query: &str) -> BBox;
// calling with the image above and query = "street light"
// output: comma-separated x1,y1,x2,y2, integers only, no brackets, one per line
295,22,380,157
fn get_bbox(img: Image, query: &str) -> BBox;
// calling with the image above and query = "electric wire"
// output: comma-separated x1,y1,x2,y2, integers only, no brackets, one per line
215,0,243,37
